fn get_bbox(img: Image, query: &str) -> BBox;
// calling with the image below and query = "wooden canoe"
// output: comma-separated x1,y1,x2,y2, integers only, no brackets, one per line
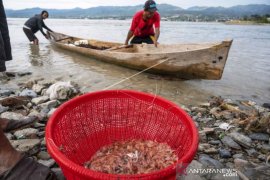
48,31,233,80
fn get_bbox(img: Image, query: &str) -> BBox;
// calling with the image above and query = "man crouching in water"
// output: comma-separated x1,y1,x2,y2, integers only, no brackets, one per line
23,11,53,45
125,0,160,47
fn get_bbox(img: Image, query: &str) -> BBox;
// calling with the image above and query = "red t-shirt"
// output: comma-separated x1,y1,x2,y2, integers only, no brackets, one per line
130,10,160,37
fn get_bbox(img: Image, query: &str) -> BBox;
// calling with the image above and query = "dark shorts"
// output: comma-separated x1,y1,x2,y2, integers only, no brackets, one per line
130,36,154,44
23,27,37,42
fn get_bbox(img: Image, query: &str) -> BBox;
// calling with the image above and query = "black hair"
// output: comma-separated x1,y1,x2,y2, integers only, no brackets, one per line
41,10,49,16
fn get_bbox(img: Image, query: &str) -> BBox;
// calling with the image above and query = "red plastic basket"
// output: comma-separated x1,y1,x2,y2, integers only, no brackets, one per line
46,90,198,180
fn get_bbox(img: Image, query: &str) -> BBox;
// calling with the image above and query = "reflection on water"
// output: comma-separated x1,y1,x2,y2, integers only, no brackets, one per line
28,45,42,66
3,18,270,105
28,44,52,66
52,45,212,102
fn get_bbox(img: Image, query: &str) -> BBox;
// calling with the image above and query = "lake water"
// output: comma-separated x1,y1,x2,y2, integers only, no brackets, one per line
2,18,270,106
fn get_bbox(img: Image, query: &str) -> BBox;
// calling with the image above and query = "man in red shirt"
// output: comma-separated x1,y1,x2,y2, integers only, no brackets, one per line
125,0,160,47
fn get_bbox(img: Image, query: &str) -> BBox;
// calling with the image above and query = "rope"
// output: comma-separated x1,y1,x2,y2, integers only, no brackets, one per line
103,58,170,90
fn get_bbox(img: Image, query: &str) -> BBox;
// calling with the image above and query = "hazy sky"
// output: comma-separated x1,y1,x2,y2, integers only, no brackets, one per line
3,0,270,10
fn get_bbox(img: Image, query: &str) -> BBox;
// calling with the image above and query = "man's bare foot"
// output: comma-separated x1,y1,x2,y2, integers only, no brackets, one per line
33,39,39,45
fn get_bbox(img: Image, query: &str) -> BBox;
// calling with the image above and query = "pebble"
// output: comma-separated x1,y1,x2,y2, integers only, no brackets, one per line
201,127,215,135
258,154,266,161
17,72,32,76
26,102,33,108
47,108,57,118
31,96,50,105
34,122,46,128
32,84,46,94
191,107,207,113
223,99,235,104
5,133,14,140
221,136,241,150
254,105,267,113
234,158,248,169
38,100,58,110
199,132,207,143
10,139,41,154
209,107,220,117
0,104,9,113
37,151,51,160
22,80,35,89
233,154,244,159
37,131,45,137
262,103,270,109
198,143,211,152
14,128,38,139
261,144,270,154
199,102,210,107
0,112,25,120
244,148,258,157
229,132,252,148
219,149,232,158
41,139,46,146
197,117,213,123
51,168,66,180
249,133,269,142
0,89,13,96
208,140,221,145
19,89,37,98
225,162,234,169
181,160,204,180
38,159,55,168
199,154,224,169
28,110,45,120
220,111,234,120
204,148,218,154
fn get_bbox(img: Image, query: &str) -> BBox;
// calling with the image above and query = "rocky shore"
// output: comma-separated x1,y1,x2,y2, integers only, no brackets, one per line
1,76,269,180
182,97,270,180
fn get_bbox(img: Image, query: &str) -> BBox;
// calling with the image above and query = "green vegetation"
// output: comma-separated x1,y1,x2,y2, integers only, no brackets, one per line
242,14,270,23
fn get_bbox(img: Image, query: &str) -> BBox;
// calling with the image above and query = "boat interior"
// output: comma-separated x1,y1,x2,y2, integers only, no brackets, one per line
49,32,221,54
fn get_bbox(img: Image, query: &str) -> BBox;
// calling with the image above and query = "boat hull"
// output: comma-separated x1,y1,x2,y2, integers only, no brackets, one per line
48,32,233,80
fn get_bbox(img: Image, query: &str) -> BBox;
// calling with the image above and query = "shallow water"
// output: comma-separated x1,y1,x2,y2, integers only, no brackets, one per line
2,18,270,105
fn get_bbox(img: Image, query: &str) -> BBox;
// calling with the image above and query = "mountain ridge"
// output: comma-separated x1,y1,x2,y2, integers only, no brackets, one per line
5,4,270,20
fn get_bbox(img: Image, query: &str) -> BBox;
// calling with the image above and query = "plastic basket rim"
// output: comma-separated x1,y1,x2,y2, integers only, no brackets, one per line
45,89,199,179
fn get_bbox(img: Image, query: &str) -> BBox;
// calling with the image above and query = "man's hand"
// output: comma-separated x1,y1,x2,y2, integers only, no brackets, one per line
154,28,160,48
45,35,50,39
154,41,159,48
125,30,133,46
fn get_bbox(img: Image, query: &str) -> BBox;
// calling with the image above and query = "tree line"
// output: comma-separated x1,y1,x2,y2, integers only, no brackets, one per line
242,14,270,23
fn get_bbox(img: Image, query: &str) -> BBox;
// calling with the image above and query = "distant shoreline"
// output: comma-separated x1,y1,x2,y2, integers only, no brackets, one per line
6,17,270,25
224,20,270,25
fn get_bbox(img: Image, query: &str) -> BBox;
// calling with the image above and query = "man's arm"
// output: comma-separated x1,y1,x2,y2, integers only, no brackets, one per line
153,12,161,47
37,18,47,38
125,30,134,45
125,14,138,45
42,22,53,32
154,28,160,47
